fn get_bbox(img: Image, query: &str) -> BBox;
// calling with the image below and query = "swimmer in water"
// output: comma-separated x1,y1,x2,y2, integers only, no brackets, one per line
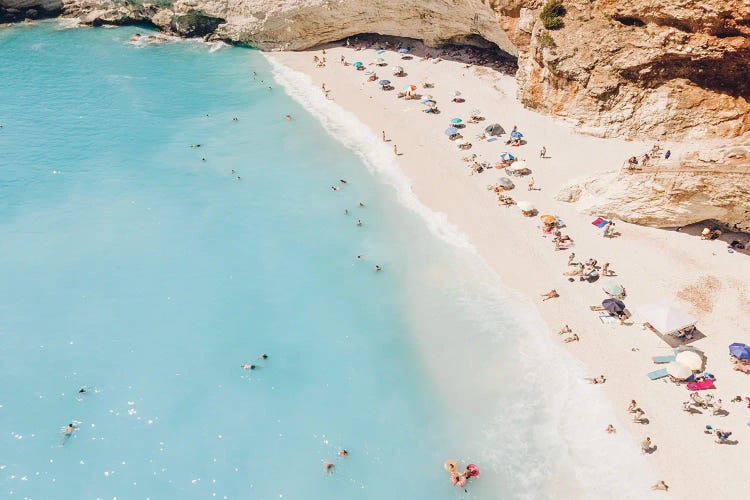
359,202,365,207
201,158,206,162
191,144,201,148
232,117,238,121
339,449,348,457
339,179,347,184
237,176,241,180
344,209,349,215
284,114,292,121
231,169,236,174
241,363,256,370
325,462,335,474
78,387,87,394
374,265,381,272
259,354,268,360
357,255,362,261
356,219,363,226
62,423,76,444
331,186,339,191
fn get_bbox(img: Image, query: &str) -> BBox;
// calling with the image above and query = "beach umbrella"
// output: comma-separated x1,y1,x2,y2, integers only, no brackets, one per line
729,343,750,360
666,361,692,380
540,214,556,225
375,57,385,65
510,130,523,138
676,351,703,371
451,118,462,124
422,94,433,101
517,200,535,212
498,177,514,188
406,85,417,91
398,47,410,54
602,281,625,297
512,160,528,169
454,90,462,97
639,302,696,335
391,66,404,75
471,108,482,117
378,80,391,86
445,127,458,136
485,123,504,136
602,298,626,314
353,61,363,67
423,100,437,108
499,152,515,161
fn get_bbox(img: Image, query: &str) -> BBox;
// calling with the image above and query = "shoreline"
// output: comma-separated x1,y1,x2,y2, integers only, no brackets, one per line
266,41,750,498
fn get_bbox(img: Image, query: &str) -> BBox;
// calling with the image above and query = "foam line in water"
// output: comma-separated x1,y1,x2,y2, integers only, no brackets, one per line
266,55,473,252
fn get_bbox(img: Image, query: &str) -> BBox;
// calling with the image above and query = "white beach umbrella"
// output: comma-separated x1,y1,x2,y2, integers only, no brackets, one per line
422,94,433,101
676,351,703,372
375,57,385,65
392,66,404,75
454,90,462,97
517,200,535,212
512,160,528,169
666,361,692,380
639,302,696,335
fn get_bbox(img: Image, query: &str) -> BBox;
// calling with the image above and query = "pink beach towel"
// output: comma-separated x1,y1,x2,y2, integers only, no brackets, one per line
687,380,715,391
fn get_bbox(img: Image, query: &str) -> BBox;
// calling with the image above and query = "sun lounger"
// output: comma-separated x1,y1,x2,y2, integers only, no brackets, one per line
652,355,676,364
647,368,669,380
687,379,715,391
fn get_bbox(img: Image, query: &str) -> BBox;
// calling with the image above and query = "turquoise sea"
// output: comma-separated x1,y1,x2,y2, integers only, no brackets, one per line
0,22,651,499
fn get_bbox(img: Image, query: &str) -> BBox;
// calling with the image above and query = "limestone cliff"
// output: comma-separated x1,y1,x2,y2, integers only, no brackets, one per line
556,139,750,232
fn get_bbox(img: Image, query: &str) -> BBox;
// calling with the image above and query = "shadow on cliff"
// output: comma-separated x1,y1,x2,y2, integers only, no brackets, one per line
305,33,518,77
663,222,750,257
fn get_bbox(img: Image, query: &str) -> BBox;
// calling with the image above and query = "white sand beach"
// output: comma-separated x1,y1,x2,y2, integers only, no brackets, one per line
267,39,750,498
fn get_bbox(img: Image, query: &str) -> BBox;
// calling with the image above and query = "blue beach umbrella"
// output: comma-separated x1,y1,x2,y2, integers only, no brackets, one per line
445,127,458,136
510,130,523,138
451,118,462,124
378,80,391,86
729,343,750,360
398,48,410,54
499,152,515,161
353,61,363,67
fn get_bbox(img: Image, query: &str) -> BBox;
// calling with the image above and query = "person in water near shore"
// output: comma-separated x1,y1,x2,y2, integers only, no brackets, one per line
357,255,362,261
338,449,348,457
62,423,76,444
285,114,292,121
232,117,238,122
359,202,365,207
339,179,347,184
241,363,256,370
259,354,268,360
78,387,87,394
191,144,201,148
356,219,363,226
541,289,559,301
374,265,382,272
325,462,335,473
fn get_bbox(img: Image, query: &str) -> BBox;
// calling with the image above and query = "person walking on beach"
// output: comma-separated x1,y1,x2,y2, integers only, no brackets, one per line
382,130,386,142
393,144,399,155
527,177,535,191
602,262,611,276
540,146,546,158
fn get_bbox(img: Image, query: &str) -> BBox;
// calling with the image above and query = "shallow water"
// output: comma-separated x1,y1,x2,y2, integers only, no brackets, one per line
0,23,652,499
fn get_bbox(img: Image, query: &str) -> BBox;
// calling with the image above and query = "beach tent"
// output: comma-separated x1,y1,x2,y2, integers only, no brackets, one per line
485,124,504,136
729,343,750,360
639,302,696,335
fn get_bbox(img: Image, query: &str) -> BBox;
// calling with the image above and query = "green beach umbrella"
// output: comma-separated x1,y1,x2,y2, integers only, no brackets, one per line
602,281,625,297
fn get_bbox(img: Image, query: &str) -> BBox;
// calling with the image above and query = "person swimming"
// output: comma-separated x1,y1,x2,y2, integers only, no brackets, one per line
325,462,335,474
241,363,256,370
232,117,238,121
338,449,348,457
374,265,381,272
356,219,362,226
78,387,87,394
259,354,268,360
285,114,292,121
191,144,201,148
339,179,347,184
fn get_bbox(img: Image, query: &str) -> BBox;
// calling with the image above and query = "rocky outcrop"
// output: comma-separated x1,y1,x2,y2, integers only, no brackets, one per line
1,0,61,21
516,0,750,141
556,137,750,232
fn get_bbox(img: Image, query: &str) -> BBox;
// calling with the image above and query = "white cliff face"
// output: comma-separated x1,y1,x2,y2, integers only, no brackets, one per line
557,140,750,232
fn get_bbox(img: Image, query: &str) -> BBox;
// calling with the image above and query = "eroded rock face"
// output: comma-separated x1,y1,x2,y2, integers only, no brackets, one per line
557,139,750,232
515,0,750,140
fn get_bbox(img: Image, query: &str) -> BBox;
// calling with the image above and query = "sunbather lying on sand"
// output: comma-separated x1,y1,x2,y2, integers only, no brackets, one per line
541,289,559,301
563,334,579,343
585,375,606,384
559,325,572,335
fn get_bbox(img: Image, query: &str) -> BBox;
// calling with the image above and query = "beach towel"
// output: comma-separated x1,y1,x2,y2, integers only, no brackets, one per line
647,368,669,380
487,138,497,142
591,217,609,228
599,314,619,324
686,379,715,391
652,355,676,364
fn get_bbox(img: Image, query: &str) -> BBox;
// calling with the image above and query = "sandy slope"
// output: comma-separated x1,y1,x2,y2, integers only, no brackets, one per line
267,41,750,499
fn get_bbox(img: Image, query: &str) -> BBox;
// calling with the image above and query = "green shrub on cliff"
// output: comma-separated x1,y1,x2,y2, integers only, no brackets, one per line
540,0,566,30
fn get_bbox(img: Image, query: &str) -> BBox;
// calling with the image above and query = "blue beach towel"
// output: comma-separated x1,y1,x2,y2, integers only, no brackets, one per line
647,368,669,380
652,355,676,364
